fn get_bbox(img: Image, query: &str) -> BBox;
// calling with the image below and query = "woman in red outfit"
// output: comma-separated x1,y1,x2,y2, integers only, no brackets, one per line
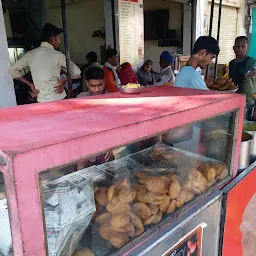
117,62,138,85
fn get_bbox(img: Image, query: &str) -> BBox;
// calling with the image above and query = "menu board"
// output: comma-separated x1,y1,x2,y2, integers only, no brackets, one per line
162,225,203,256
118,0,144,66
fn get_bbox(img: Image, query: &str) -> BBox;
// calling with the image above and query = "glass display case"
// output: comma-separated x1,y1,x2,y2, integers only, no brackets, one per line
0,87,245,256
40,113,235,256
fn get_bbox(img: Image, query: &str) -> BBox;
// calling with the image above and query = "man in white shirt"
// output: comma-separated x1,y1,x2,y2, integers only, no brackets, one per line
155,51,175,86
9,23,81,102
175,36,219,90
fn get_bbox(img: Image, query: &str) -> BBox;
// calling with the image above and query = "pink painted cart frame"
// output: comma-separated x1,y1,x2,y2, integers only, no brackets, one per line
0,87,245,255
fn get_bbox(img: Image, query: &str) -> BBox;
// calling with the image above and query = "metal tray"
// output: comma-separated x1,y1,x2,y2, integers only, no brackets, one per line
118,87,145,94
226,87,239,93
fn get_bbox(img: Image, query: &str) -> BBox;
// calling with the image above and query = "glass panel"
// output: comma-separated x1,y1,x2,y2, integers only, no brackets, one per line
40,111,236,256
0,172,14,256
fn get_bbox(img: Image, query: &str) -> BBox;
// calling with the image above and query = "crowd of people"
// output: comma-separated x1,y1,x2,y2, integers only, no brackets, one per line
8,22,256,104
78,48,175,98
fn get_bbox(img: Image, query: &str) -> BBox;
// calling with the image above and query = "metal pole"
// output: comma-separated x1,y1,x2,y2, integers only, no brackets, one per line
190,0,195,54
214,0,223,79
111,0,117,50
205,0,215,79
61,0,72,98
40,0,46,28
209,0,215,36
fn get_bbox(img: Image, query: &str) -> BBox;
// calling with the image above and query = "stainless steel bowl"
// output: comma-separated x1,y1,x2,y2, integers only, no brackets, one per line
162,125,193,145
244,104,256,121
227,87,239,93
203,130,231,162
238,132,253,171
118,87,145,94
243,121,256,163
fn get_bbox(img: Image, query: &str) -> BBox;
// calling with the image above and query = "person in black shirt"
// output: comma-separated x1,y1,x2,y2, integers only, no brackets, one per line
229,36,256,98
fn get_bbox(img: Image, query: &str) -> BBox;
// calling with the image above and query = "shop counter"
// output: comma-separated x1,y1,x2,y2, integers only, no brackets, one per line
0,87,245,255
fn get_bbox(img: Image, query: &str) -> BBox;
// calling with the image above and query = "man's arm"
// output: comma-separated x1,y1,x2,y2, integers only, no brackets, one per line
9,54,37,93
155,75,170,86
57,55,81,94
60,55,81,79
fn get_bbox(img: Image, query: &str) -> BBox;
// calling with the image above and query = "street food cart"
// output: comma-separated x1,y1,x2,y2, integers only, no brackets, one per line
0,87,244,256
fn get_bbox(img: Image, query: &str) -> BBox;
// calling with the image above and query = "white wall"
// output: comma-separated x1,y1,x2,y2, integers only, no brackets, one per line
44,0,105,65
183,4,192,55
195,0,205,40
0,2,17,108
104,0,114,49
205,0,246,36
144,0,183,72
236,0,246,36
3,11,12,38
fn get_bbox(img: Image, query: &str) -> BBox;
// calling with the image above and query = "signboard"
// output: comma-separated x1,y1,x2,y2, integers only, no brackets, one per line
118,0,144,66
222,167,256,256
162,225,203,256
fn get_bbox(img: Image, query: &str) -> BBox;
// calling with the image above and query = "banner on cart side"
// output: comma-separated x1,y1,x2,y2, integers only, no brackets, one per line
162,224,203,256
223,168,256,256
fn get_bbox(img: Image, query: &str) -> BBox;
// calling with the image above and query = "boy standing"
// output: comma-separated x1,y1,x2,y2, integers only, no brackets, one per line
175,36,219,90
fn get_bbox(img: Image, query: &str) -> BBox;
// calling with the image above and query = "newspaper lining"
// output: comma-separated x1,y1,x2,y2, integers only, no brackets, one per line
43,168,96,256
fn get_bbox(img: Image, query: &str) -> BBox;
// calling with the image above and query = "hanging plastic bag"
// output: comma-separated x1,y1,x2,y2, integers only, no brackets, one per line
243,76,256,105
240,193,256,256
243,58,256,105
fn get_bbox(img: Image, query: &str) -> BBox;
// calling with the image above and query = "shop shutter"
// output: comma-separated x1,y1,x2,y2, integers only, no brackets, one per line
205,4,238,64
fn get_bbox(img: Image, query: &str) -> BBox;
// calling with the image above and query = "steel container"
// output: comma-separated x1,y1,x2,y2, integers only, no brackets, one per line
243,121,256,163
244,104,256,121
204,130,231,162
238,132,253,171
118,87,145,94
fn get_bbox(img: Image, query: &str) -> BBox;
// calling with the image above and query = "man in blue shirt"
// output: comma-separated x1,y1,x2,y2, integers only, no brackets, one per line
175,36,219,90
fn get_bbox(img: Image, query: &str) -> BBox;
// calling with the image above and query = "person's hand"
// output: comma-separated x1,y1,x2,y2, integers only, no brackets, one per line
76,159,89,171
246,69,256,78
55,77,67,94
163,82,174,86
29,88,40,98
104,151,113,162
